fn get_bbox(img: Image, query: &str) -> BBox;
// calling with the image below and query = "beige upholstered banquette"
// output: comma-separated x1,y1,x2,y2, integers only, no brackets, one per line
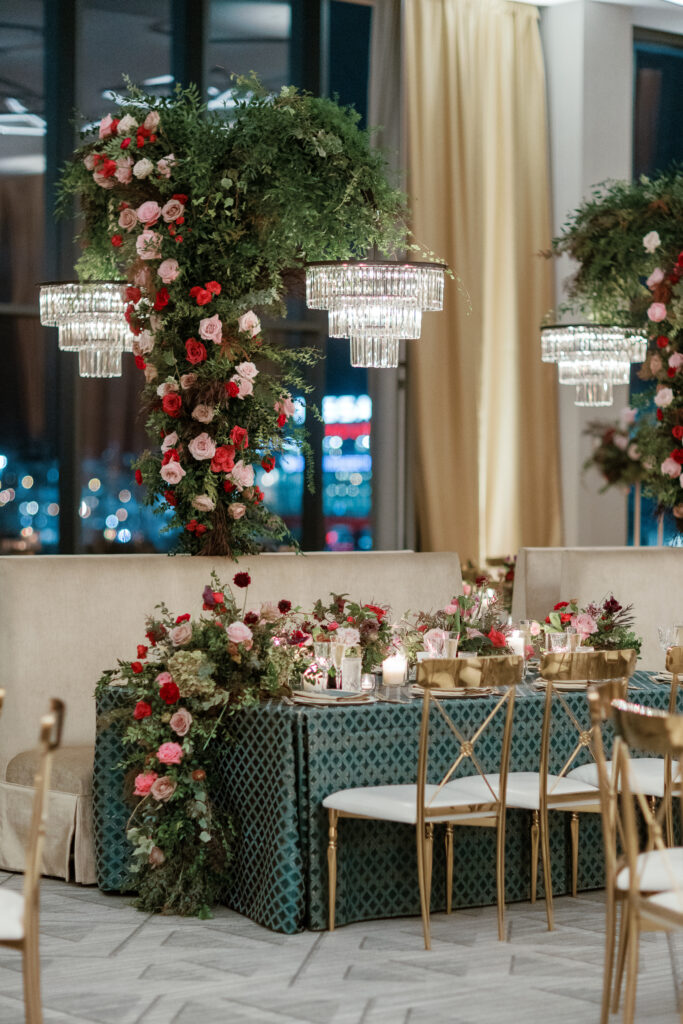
0,550,462,882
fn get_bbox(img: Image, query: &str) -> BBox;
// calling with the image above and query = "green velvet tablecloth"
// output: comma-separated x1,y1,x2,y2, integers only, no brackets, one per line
94,671,674,934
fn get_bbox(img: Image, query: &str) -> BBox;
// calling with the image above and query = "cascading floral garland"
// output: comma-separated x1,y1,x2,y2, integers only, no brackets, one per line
553,170,683,529
58,78,408,555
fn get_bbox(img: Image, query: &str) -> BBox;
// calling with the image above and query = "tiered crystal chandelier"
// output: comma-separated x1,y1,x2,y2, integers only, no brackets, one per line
540,324,647,407
305,261,445,368
39,282,129,378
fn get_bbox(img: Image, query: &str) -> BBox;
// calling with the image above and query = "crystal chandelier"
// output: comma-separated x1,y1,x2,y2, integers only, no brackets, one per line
540,324,647,407
39,282,129,378
305,260,445,368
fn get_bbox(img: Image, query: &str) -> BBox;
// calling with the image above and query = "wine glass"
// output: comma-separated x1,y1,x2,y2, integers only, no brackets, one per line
313,641,332,690
332,641,346,690
424,628,448,658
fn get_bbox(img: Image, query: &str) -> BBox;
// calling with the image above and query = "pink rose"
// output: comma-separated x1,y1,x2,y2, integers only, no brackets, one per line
613,433,629,451
443,602,459,615
662,457,681,479
150,776,177,802
156,671,173,687
137,200,162,226
226,621,253,649
144,110,160,132
232,376,253,399
157,154,175,178
93,171,116,189
135,330,155,355
149,846,165,867
115,156,133,184
655,387,674,408
462,583,472,596
647,267,665,289
199,314,223,344
529,621,541,637
180,373,197,390
161,432,179,453
274,395,296,418
160,461,186,485
84,154,96,171
570,612,598,640
136,230,162,261
99,114,116,139
170,708,192,736
237,310,261,337
134,771,158,797
144,364,158,383
235,361,259,381
188,432,217,461
619,407,637,428
230,459,255,491
229,503,247,520
118,207,138,231
191,404,215,424
170,622,193,646
161,199,184,222
156,380,180,397
158,258,180,284
157,742,184,765
192,494,216,512
669,353,683,370
648,302,668,323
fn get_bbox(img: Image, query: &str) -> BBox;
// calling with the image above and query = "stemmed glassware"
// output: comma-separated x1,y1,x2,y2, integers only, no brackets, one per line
313,641,333,690
658,625,677,655
332,641,346,690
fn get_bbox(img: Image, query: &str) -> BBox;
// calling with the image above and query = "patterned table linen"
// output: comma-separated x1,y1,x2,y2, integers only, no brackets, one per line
94,671,672,934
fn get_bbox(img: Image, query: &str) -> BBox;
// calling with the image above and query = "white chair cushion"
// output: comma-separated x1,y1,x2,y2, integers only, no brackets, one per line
323,781,499,825
641,889,683,925
465,772,599,810
568,757,671,798
616,848,683,893
0,888,24,940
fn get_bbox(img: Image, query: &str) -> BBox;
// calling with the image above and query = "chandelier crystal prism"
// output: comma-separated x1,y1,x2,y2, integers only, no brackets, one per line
39,281,129,378
305,260,446,368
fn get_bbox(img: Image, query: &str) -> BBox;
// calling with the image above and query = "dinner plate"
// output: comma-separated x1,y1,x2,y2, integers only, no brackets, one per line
534,680,590,692
410,685,495,699
290,690,373,706
654,672,673,683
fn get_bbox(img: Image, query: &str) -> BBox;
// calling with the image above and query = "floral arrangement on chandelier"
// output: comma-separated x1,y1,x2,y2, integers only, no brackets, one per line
552,169,683,527
582,406,644,491
58,78,407,555
96,573,393,916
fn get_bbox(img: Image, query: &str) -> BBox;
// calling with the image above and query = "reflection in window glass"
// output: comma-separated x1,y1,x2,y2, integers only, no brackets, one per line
207,1,291,102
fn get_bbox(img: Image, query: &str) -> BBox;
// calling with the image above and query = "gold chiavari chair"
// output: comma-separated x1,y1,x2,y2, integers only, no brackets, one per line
0,699,64,1024
499,650,637,931
323,655,523,949
612,697,683,1024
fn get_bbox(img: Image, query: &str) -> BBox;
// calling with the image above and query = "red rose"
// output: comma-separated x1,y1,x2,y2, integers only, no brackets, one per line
261,456,275,472
176,216,185,225
133,701,152,720
175,235,183,243
487,628,507,649
185,338,207,365
233,572,251,588
673,426,683,441
211,445,236,473
131,661,144,674
553,601,569,611
137,645,147,659
230,425,249,449
254,487,264,503
153,287,169,310
135,469,143,485
101,157,117,177
244,611,259,625
175,613,191,624
672,449,683,465
162,393,182,417
168,223,176,235
657,408,663,421
678,252,683,267
163,489,177,506
195,289,212,306
134,355,146,370
326,622,339,632
277,413,287,428
363,604,386,622
668,368,677,378
657,336,670,349
161,449,179,466
126,286,141,304
544,616,551,623
111,235,123,247
120,138,131,149
226,381,240,398
159,681,180,705
223,481,236,493
173,194,188,204
205,281,221,295
278,599,292,614
560,613,573,624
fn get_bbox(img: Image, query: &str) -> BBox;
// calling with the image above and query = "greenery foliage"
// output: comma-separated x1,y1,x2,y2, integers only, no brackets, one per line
59,79,408,554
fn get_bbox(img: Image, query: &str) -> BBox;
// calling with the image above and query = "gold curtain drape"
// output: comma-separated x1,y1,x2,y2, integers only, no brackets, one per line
405,0,562,562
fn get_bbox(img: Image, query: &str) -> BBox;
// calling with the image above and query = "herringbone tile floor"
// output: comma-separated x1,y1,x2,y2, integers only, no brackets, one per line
0,872,681,1023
